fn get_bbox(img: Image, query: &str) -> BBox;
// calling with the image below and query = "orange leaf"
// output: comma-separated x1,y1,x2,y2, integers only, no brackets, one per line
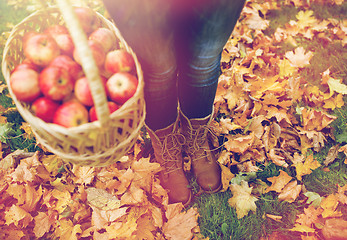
5,205,33,228
321,194,342,218
265,170,292,193
296,205,323,227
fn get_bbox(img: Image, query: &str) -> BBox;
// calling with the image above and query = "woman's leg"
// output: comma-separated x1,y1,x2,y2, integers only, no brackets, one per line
103,0,192,205
103,0,178,131
175,0,246,118
174,0,246,192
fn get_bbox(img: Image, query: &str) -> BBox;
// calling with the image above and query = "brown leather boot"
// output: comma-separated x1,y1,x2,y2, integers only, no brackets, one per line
146,118,192,206
180,110,222,193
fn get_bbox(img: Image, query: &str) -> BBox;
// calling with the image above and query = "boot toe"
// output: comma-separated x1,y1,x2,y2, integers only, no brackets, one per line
197,170,222,193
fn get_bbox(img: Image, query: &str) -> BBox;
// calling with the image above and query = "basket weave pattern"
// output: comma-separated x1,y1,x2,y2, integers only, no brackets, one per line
2,7,145,167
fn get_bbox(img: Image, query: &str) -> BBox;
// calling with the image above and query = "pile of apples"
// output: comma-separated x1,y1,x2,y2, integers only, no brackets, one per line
9,6,138,128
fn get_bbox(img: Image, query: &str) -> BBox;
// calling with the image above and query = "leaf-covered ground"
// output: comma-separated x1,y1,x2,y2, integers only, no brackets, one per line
0,0,346,239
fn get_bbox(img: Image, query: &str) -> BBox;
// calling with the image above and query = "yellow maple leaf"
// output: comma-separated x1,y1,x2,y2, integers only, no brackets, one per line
52,189,72,214
279,59,297,77
301,108,337,131
55,219,82,240
228,180,258,219
296,10,318,29
289,223,316,233
285,47,314,68
323,93,344,110
265,170,293,193
294,154,321,181
320,194,342,218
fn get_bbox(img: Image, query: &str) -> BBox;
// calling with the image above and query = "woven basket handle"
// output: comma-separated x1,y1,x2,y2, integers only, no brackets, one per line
56,0,110,127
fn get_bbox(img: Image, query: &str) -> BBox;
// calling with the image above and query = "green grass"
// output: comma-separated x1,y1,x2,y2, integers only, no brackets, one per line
195,191,300,240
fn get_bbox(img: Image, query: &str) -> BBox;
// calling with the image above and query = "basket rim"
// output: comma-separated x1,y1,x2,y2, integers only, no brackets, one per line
1,5,145,134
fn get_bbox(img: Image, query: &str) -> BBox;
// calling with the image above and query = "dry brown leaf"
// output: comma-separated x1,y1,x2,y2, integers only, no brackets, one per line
322,218,347,240
278,180,302,203
224,132,255,154
163,204,199,240
5,205,33,228
72,165,95,185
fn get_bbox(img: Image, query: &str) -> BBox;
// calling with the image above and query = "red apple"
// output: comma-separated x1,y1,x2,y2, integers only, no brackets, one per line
89,27,116,53
53,100,89,128
39,66,74,101
89,101,120,122
50,55,83,83
74,75,107,107
104,49,135,74
10,68,41,102
74,6,100,34
44,25,74,55
23,32,60,67
12,58,41,73
73,39,105,68
106,72,138,105
32,97,60,122
44,25,69,36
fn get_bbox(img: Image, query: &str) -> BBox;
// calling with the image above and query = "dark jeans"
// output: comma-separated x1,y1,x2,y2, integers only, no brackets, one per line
103,0,245,130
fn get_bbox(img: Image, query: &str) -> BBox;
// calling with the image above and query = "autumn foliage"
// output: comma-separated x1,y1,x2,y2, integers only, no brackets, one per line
0,0,347,239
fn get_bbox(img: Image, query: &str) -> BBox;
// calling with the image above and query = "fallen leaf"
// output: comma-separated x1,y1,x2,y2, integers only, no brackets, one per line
320,194,342,218
278,180,302,203
163,204,199,240
86,187,121,211
55,219,82,240
304,191,324,207
228,180,258,219
72,165,95,185
265,170,292,193
296,205,323,227
322,218,347,240
33,211,55,238
324,144,341,166
224,132,255,154
294,154,321,181
5,205,33,228
337,184,347,204
285,47,313,68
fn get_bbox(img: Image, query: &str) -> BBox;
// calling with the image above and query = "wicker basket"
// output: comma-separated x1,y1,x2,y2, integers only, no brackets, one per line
1,0,146,167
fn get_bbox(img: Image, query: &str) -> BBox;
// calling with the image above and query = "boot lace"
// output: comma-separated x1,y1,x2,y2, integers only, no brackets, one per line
185,125,219,162
158,132,186,175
